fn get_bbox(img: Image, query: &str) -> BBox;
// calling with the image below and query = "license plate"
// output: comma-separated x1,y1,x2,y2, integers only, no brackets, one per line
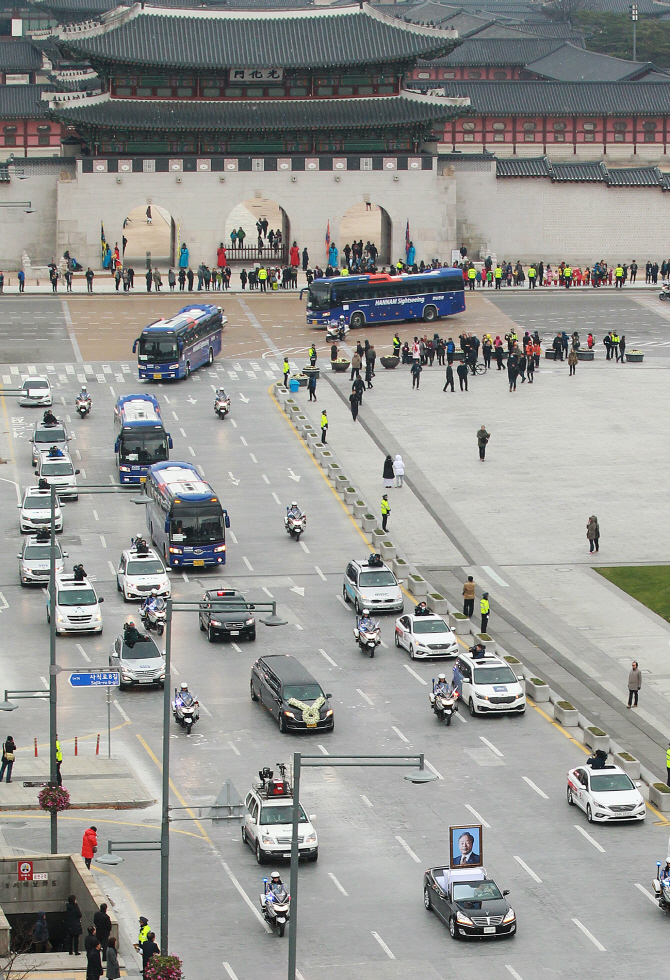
229,630,239,636
140,476,146,483
193,559,205,566
139,678,151,684
153,373,161,379
483,926,496,934
306,721,317,728
282,853,291,858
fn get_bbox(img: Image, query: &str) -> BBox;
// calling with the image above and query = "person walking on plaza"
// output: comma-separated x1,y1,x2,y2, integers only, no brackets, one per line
443,363,454,392
85,268,94,293
381,494,391,532
587,515,600,554
393,454,405,487
507,355,518,392
619,335,626,362
568,347,578,376
383,454,394,489
627,661,641,708
320,410,328,444
480,592,490,634
105,938,120,980
81,826,97,870
411,360,422,389
462,576,475,618
349,388,359,421
350,351,361,381
307,373,317,402
0,734,15,782
477,424,490,461
283,358,290,386
457,361,468,391
353,375,365,405
66,895,82,955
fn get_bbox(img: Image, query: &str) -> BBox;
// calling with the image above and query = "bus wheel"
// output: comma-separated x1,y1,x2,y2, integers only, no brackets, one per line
208,348,214,365
423,306,438,322
350,312,365,329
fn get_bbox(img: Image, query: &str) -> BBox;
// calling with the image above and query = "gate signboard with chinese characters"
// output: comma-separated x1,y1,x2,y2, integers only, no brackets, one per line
228,69,283,82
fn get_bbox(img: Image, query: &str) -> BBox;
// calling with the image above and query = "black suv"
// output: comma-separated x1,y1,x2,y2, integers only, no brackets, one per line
199,589,256,643
250,655,334,733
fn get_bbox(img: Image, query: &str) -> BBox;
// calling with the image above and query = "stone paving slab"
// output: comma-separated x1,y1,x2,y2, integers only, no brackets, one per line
0,757,154,811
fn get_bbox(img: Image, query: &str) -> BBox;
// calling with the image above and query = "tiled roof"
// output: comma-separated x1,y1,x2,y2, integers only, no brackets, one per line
419,79,670,114
607,166,662,185
496,156,669,185
661,172,670,190
550,161,609,181
0,84,52,118
56,5,457,69
505,22,587,37
496,155,552,176
581,0,670,12
525,42,662,81
50,90,462,131
430,36,564,64
0,39,43,71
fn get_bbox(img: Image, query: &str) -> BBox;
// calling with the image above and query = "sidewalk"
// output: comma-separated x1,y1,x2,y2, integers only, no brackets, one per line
0,757,154,811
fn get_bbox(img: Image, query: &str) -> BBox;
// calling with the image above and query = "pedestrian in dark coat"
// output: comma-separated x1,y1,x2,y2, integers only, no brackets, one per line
105,938,120,980
365,361,373,389
619,335,626,362
93,904,112,961
307,374,317,402
353,376,365,405
187,268,194,290
508,356,518,391
349,389,359,421
141,934,160,975
383,455,394,488
145,269,152,292
0,735,15,782
87,941,103,980
476,425,490,461
456,362,468,391
66,895,82,955
411,361,422,389
85,927,97,956
627,661,642,708
587,515,599,553
443,364,454,392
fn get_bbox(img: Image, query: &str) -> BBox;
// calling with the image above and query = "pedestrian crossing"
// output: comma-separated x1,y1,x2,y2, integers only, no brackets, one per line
0,357,303,386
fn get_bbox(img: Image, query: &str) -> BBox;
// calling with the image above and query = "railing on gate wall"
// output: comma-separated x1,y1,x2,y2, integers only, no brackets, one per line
226,244,288,263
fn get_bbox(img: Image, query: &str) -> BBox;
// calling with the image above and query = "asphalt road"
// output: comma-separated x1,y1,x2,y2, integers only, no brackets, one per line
0,293,669,980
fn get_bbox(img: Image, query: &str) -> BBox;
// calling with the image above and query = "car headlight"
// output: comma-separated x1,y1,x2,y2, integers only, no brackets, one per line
305,832,317,843
503,908,516,924
476,693,489,700
214,544,226,553
245,617,254,625
261,834,275,844
56,614,64,623
169,547,182,554
119,466,131,472
284,711,295,719
209,619,221,627
325,709,333,717
456,911,473,926
159,674,165,680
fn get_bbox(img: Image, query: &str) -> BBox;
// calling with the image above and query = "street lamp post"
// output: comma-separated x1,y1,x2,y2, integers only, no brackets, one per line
49,485,58,853
287,753,436,980
630,3,638,61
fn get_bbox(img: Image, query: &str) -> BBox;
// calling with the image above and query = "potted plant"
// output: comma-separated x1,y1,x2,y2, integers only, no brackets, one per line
650,782,670,811
145,954,183,980
613,751,640,779
335,474,349,494
526,677,550,702
371,528,386,547
380,355,400,369
393,556,408,578
352,499,367,518
380,540,396,560
474,631,495,651
554,700,578,727
427,591,448,615
626,350,644,362
408,573,427,597
38,785,71,813
291,373,308,387
327,461,342,478
303,365,320,379
344,487,357,510
331,358,350,373
584,726,610,753
361,513,377,532
320,450,333,468
449,611,470,634
504,655,523,678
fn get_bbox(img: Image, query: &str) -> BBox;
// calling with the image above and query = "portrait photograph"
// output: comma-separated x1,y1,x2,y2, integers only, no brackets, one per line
449,825,483,869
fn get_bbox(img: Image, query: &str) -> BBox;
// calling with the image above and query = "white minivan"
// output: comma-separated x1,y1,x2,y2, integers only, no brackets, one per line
46,571,104,635
37,453,80,500
454,651,526,717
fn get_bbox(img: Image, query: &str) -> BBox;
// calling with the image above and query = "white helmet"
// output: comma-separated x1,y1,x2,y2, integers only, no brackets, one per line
438,673,446,681
180,682,188,692
363,609,370,616
151,587,159,596
291,501,298,508
271,871,282,881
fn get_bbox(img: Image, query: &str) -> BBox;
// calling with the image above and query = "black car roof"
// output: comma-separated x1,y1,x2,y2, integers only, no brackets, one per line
259,655,319,685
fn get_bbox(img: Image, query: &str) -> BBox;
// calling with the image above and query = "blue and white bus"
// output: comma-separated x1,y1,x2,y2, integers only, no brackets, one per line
113,394,173,484
143,461,230,568
305,268,465,329
133,304,226,380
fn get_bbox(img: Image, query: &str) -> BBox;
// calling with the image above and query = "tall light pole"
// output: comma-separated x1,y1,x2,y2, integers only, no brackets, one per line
630,3,638,62
48,485,58,853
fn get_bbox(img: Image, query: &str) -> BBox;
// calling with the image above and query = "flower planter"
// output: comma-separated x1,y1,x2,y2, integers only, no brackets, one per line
380,540,396,560
344,487,357,510
289,406,302,421
584,726,610,753
449,612,470,635
332,359,350,373
473,632,495,652
408,574,427,596
353,499,367,519
313,441,326,459
626,351,644,363
284,398,297,414
554,701,578,727
320,451,333,468
427,592,449,615
380,355,400,369
303,366,320,380
295,414,308,430
335,474,349,495
613,751,640,780
544,350,557,360
504,655,524,679
526,678,550,702
451,350,465,361
577,350,594,361
361,513,377,532
327,462,342,479
649,783,670,811
291,374,308,388
371,528,386,547
393,557,408,579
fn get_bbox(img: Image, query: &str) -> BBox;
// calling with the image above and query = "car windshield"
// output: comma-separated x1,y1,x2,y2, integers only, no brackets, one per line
57,588,96,606
260,804,308,825
139,337,179,363
413,620,450,634
122,637,162,660
23,495,53,510
127,559,164,575
284,684,324,703
453,882,503,903
119,430,169,464
473,666,517,685
41,461,74,476
307,282,331,312
359,571,396,587
35,428,65,443
171,503,224,545
25,544,61,560
590,773,635,792
23,380,49,390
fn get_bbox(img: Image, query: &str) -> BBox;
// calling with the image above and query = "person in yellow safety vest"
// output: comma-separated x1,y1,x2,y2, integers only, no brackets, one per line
258,266,267,293
611,331,621,362
309,344,317,367
396,260,404,272
381,494,391,532
283,358,290,386
480,593,490,634
494,265,502,290
467,266,476,291
320,410,328,444
55,737,63,786
137,917,150,946
564,265,572,289
528,265,536,289
666,742,670,787
341,266,349,276
615,264,624,289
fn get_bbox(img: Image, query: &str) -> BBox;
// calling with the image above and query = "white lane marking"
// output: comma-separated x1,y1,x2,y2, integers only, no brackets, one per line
371,932,395,960
92,509,99,521
80,468,87,480
262,474,270,484
228,740,241,756
262,587,274,598
107,561,116,576
479,736,504,757
76,643,91,663
357,689,374,706
40,676,49,690
392,725,409,743
249,453,257,463
395,835,421,863
113,700,130,722
635,883,658,905
465,803,490,828
403,664,427,686
219,858,272,934
295,624,304,630
240,436,247,446
295,971,306,980
574,825,605,853
522,776,549,800
223,963,239,980
379,639,388,649
572,918,606,952
336,594,349,609
328,872,349,896
100,535,106,549
514,855,542,883
179,428,186,438
243,556,253,571
172,412,179,421
171,664,180,677
272,492,281,505
109,387,115,399
182,572,189,583
505,967,524,980
230,419,237,428
232,643,242,653
200,703,212,717
361,795,373,808
315,566,326,581
197,466,205,477
424,760,444,780
229,531,238,545
480,565,509,587
455,711,467,723
300,541,310,554
74,448,81,459
188,446,196,457
319,649,338,667
317,744,329,755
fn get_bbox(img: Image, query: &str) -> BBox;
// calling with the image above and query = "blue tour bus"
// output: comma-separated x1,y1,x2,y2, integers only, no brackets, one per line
305,268,465,329
133,304,226,380
113,393,173,484
143,461,230,568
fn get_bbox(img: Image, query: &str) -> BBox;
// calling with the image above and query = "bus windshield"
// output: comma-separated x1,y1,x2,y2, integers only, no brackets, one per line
119,430,169,464
307,282,331,311
171,503,224,545
139,337,179,363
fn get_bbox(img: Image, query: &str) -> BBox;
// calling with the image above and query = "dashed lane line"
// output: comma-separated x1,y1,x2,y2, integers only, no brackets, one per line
465,803,490,828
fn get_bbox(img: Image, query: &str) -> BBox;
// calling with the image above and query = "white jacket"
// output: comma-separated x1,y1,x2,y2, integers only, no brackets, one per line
393,455,405,476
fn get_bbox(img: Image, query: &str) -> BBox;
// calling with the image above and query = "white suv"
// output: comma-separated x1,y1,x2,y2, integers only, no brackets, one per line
454,650,526,717
31,420,71,466
36,453,80,500
46,571,104,635
18,534,67,585
117,546,171,602
343,557,403,614
242,768,318,864
19,487,63,534
19,376,52,407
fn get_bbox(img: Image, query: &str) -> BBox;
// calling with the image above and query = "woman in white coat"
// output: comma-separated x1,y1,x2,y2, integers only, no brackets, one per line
393,454,405,488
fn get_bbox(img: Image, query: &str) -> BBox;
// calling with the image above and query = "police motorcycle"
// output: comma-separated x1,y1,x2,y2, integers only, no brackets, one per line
284,502,306,542
652,857,670,912
172,682,200,734
214,387,231,420
429,673,459,726
75,387,91,418
140,588,166,636
326,316,349,342
260,872,291,937
659,281,670,302
353,608,381,658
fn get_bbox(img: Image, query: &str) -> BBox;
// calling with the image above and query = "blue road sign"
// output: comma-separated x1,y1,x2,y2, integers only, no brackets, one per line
69,671,120,688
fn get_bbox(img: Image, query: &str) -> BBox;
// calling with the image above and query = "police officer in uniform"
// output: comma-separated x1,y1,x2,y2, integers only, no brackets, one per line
480,593,490,634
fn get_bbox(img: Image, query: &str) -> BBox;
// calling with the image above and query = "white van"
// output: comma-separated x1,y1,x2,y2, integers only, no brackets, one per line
37,453,80,500
454,651,525,717
46,571,104,635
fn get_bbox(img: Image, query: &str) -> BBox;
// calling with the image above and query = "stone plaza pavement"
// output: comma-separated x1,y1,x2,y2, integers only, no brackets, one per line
0,757,153,811
290,334,670,776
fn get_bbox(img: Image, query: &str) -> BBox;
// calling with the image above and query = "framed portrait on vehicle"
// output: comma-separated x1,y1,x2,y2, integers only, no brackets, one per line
449,825,483,869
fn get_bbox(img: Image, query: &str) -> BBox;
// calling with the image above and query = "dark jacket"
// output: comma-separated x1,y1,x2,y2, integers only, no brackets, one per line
87,948,103,980
93,911,111,941
85,933,98,955
66,902,82,936
105,946,120,980
141,939,160,972
456,363,468,379
382,457,394,480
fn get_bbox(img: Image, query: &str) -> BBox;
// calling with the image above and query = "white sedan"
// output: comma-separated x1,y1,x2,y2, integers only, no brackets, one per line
19,376,52,407
567,764,645,823
394,613,459,659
